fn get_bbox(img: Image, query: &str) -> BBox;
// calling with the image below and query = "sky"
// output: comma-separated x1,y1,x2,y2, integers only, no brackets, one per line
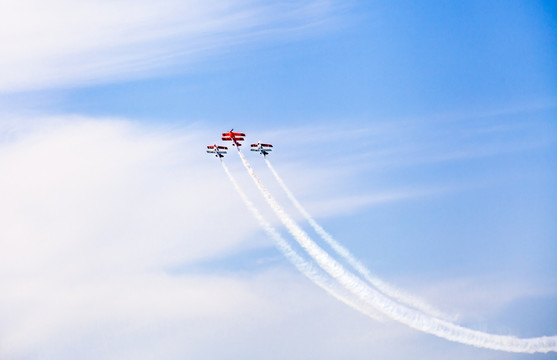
0,0,556,359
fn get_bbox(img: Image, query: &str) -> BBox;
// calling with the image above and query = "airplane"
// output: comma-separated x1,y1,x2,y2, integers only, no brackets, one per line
222,129,245,147
250,141,273,156
206,144,228,158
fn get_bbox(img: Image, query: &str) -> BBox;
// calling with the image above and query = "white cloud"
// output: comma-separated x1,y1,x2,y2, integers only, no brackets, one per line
0,0,339,92
1,117,553,359
0,116,381,359
0,116,273,358
0,118,262,275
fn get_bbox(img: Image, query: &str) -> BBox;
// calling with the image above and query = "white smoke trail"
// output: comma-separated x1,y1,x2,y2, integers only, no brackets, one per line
264,158,455,321
220,160,384,321
237,151,557,353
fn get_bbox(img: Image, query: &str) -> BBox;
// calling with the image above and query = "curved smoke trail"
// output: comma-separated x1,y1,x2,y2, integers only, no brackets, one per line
237,151,557,353
220,160,384,321
263,158,455,321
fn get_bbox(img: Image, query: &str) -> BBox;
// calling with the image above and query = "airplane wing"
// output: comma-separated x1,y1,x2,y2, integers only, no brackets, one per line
223,137,244,141
250,143,273,147
207,144,227,152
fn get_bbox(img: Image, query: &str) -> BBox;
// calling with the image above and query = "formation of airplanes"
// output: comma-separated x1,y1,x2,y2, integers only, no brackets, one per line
207,129,273,158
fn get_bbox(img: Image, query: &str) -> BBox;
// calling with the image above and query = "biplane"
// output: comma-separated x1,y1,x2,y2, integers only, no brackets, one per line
206,144,228,158
250,141,273,156
222,129,245,147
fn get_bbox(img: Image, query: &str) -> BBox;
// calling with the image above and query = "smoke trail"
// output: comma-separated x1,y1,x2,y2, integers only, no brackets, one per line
237,151,557,353
264,158,455,321
220,160,384,321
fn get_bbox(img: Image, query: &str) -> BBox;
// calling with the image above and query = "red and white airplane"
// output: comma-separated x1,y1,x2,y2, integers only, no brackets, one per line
206,144,228,158
222,129,245,147
250,141,273,156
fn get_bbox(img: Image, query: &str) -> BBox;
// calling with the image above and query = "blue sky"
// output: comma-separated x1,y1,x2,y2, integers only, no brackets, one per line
0,1,556,359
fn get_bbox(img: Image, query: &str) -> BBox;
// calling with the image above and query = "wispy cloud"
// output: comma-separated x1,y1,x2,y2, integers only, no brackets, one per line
1,116,554,359
0,115,402,359
0,117,266,274
0,116,287,358
261,104,557,176
0,0,340,92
